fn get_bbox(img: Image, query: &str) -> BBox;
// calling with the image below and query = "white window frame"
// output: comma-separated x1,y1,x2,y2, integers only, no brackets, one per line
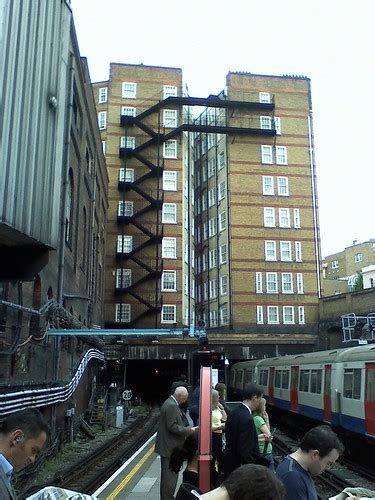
280,241,292,262
98,87,107,104
265,240,277,261
209,249,216,269
122,82,137,99
118,200,134,217
121,106,136,117
162,203,177,224
267,306,279,324
259,92,271,103
266,272,278,293
256,272,263,293
163,85,178,99
279,208,290,228
162,237,177,259
260,116,272,130
116,269,131,289
298,306,305,324
220,275,228,296
98,111,107,130
274,117,281,135
219,244,227,264
295,241,302,262
297,273,304,294
218,212,226,232
161,305,176,323
220,307,229,326
354,253,362,263
120,136,135,149
209,280,217,299
261,145,273,164
264,207,276,227
208,217,217,238
115,303,131,323
281,273,293,294
161,271,177,291
162,171,177,191
277,177,289,196
256,305,264,324
117,235,132,253
208,159,216,178
283,306,295,324
262,176,274,195
218,181,226,201
208,188,216,207
101,141,106,155
163,109,178,128
293,208,301,228
276,146,288,165
209,310,218,327
163,140,177,159
218,151,225,170
332,260,338,269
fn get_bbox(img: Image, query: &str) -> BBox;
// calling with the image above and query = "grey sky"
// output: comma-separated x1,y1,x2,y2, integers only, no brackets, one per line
71,0,375,257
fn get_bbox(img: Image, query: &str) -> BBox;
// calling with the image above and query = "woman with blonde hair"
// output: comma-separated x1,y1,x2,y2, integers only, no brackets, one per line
252,397,274,470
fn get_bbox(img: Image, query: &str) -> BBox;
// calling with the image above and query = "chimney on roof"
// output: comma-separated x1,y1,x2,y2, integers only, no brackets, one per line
353,239,358,245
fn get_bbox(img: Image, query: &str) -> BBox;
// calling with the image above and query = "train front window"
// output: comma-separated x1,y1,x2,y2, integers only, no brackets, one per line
343,368,361,399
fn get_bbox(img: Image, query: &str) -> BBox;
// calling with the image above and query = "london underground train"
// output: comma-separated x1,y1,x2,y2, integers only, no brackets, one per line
228,344,375,442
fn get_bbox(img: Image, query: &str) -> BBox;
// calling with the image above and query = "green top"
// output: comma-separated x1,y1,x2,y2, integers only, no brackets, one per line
253,415,272,454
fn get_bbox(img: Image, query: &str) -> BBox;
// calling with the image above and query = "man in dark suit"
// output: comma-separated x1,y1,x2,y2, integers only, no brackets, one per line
0,408,49,500
155,386,196,500
223,383,264,477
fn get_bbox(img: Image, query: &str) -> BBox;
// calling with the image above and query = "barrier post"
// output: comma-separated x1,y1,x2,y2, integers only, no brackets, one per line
198,365,212,492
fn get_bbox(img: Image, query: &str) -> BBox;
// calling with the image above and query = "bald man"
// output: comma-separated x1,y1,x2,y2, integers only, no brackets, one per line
155,386,196,500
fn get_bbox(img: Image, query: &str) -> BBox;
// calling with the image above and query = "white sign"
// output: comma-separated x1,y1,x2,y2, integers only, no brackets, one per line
122,389,132,401
212,369,219,387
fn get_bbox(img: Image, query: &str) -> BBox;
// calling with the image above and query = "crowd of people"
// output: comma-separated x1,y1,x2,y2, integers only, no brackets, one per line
155,377,349,500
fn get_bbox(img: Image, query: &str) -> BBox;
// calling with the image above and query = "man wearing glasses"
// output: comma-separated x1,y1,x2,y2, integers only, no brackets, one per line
276,425,344,500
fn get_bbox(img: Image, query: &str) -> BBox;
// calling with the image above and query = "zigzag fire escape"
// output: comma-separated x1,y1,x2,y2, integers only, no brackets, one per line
115,93,276,327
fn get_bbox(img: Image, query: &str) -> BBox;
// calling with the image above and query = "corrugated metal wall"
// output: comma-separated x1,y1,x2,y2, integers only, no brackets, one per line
0,0,72,249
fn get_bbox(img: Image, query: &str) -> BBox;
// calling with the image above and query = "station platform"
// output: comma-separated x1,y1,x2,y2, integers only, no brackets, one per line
94,433,182,500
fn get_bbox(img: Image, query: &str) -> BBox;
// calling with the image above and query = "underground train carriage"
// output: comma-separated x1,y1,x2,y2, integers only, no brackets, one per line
228,344,375,444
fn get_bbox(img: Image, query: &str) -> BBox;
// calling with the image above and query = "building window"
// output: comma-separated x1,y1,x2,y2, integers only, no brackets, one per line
162,203,177,224
116,269,131,288
280,241,292,261
218,181,226,201
219,244,227,264
118,201,133,217
209,249,217,269
98,111,107,130
261,145,273,164
264,207,276,227
281,273,293,293
262,176,274,195
354,253,362,263
259,92,271,103
293,208,301,228
208,188,216,207
220,275,228,295
255,272,263,293
208,218,217,237
163,140,177,158
209,280,217,299
101,141,106,155
298,306,305,324
218,212,226,232
115,304,131,323
283,306,295,324
260,116,272,129
162,237,177,258
120,136,136,149
163,171,177,191
163,109,178,128
266,272,278,293
163,85,178,99
220,307,229,326
162,271,177,291
218,151,225,170
276,146,288,165
121,106,136,116
332,260,338,269
161,305,176,323
297,273,304,294
267,306,279,324
274,117,281,135
279,208,290,228
65,170,74,244
210,310,218,327
98,87,107,104
122,82,137,98
256,306,264,324
295,241,302,262
265,240,277,261
208,159,216,178
277,177,289,196
119,168,134,183
117,235,133,253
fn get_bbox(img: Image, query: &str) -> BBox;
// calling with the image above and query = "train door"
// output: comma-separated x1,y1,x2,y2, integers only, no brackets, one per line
290,366,299,412
323,364,332,423
268,367,275,403
365,363,375,435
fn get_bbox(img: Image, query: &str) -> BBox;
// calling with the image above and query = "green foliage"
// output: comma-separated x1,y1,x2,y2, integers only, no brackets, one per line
353,272,363,291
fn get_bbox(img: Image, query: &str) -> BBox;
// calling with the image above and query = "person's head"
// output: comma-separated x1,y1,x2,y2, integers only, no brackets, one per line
174,386,189,405
169,432,199,473
242,383,263,412
215,383,227,401
252,397,267,416
211,389,220,408
179,373,187,383
203,464,285,500
0,408,50,472
299,425,344,476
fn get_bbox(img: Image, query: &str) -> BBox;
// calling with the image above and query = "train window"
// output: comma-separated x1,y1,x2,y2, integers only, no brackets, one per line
275,370,282,388
282,370,290,389
245,370,253,384
310,369,322,394
366,368,375,402
238,371,244,384
299,370,310,392
259,370,269,386
343,368,361,399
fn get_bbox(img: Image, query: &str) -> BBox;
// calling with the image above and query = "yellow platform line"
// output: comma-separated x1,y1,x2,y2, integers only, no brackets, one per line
106,444,155,499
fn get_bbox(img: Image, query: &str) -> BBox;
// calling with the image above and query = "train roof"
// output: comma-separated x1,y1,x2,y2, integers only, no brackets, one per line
231,344,375,369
